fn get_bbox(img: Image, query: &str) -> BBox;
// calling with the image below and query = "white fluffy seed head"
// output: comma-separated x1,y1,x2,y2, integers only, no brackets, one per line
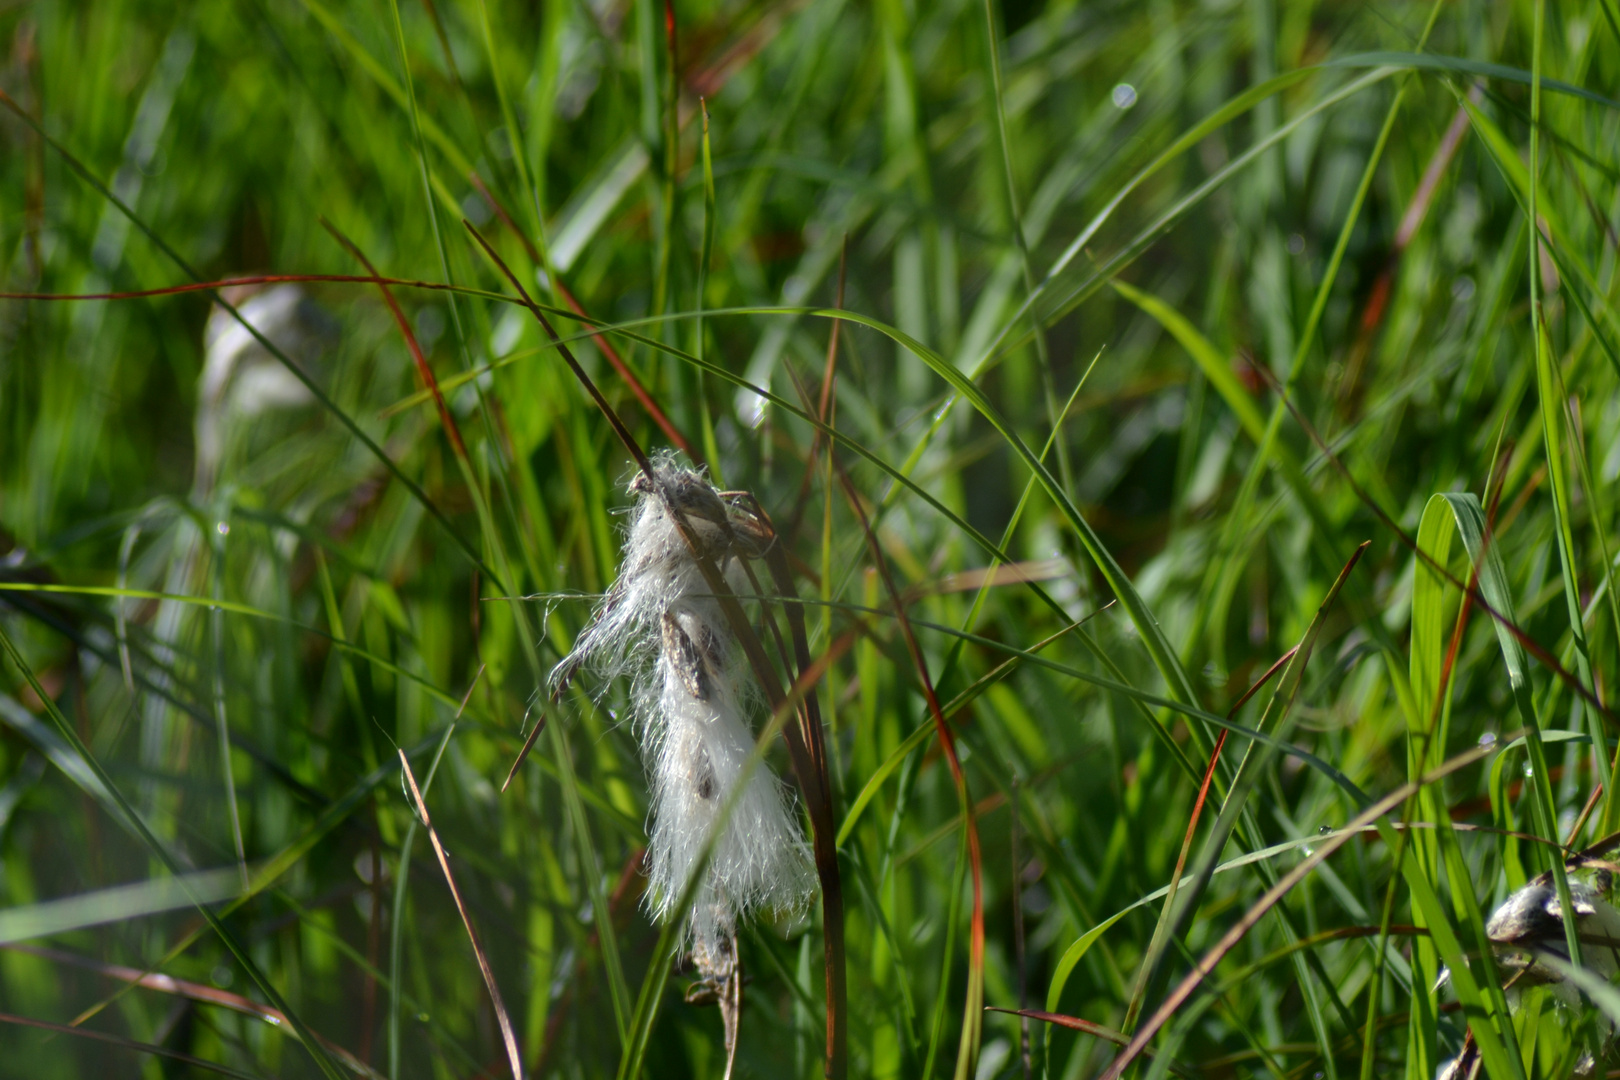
553,456,814,966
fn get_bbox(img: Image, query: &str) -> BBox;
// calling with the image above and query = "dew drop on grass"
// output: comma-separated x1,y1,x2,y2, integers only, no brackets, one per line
1524,761,1535,779
1111,83,1137,109
1318,825,1333,835
1478,732,1497,749
216,521,230,536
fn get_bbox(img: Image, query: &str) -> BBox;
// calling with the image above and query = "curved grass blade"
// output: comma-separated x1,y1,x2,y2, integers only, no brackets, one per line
831,452,979,1080
837,615,1099,848
1325,51,1620,110
0,582,490,719
5,943,389,1080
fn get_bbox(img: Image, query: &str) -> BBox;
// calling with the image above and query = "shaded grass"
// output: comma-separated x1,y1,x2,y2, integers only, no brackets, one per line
7,1,1620,1078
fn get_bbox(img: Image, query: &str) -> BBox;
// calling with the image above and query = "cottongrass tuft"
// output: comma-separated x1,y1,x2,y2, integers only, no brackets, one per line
554,455,814,979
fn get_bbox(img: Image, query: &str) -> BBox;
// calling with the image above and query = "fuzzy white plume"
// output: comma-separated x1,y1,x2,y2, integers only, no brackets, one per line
554,457,814,974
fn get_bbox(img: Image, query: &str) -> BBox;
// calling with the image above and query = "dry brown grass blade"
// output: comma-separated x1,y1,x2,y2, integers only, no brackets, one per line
984,1009,1198,1079
398,750,523,1080
782,236,847,547
1097,741,1498,1080
1338,89,1478,411
762,543,846,1079
499,696,547,793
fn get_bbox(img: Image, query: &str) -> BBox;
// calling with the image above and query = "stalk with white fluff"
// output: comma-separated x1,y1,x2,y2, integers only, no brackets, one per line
552,457,814,1065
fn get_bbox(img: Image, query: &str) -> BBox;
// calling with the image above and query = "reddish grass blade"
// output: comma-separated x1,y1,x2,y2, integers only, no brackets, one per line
684,0,800,101
1339,89,1478,410
464,222,655,478
983,1010,1196,1079
782,237,848,547
1010,776,1031,1080
323,220,470,462
532,848,647,1079
987,1006,1130,1044
499,697,548,793
832,462,983,1080
398,750,523,1079
761,541,847,1080
753,252,851,1079
0,273,484,302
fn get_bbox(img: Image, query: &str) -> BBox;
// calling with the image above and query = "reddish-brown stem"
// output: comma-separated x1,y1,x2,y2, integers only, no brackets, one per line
323,220,469,462
465,171,697,458
832,467,980,1077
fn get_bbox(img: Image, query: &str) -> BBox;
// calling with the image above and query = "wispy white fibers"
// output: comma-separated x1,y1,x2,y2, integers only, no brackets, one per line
554,456,813,977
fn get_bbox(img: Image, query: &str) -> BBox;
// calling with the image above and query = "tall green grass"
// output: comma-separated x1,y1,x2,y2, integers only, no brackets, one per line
4,0,1620,1076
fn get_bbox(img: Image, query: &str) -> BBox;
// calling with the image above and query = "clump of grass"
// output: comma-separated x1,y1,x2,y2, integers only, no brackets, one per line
7,1,1620,1078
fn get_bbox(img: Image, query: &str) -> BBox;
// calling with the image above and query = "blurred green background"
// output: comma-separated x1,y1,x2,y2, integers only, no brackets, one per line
4,0,1620,1077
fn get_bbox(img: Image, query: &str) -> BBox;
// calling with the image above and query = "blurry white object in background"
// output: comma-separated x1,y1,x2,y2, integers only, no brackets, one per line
195,283,333,493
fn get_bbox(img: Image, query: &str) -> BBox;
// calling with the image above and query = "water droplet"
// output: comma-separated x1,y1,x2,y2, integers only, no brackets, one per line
1111,83,1137,109
216,521,230,536
1478,732,1497,749
1318,825,1333,835
1301,845,1315,858
1524,761,1535,778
